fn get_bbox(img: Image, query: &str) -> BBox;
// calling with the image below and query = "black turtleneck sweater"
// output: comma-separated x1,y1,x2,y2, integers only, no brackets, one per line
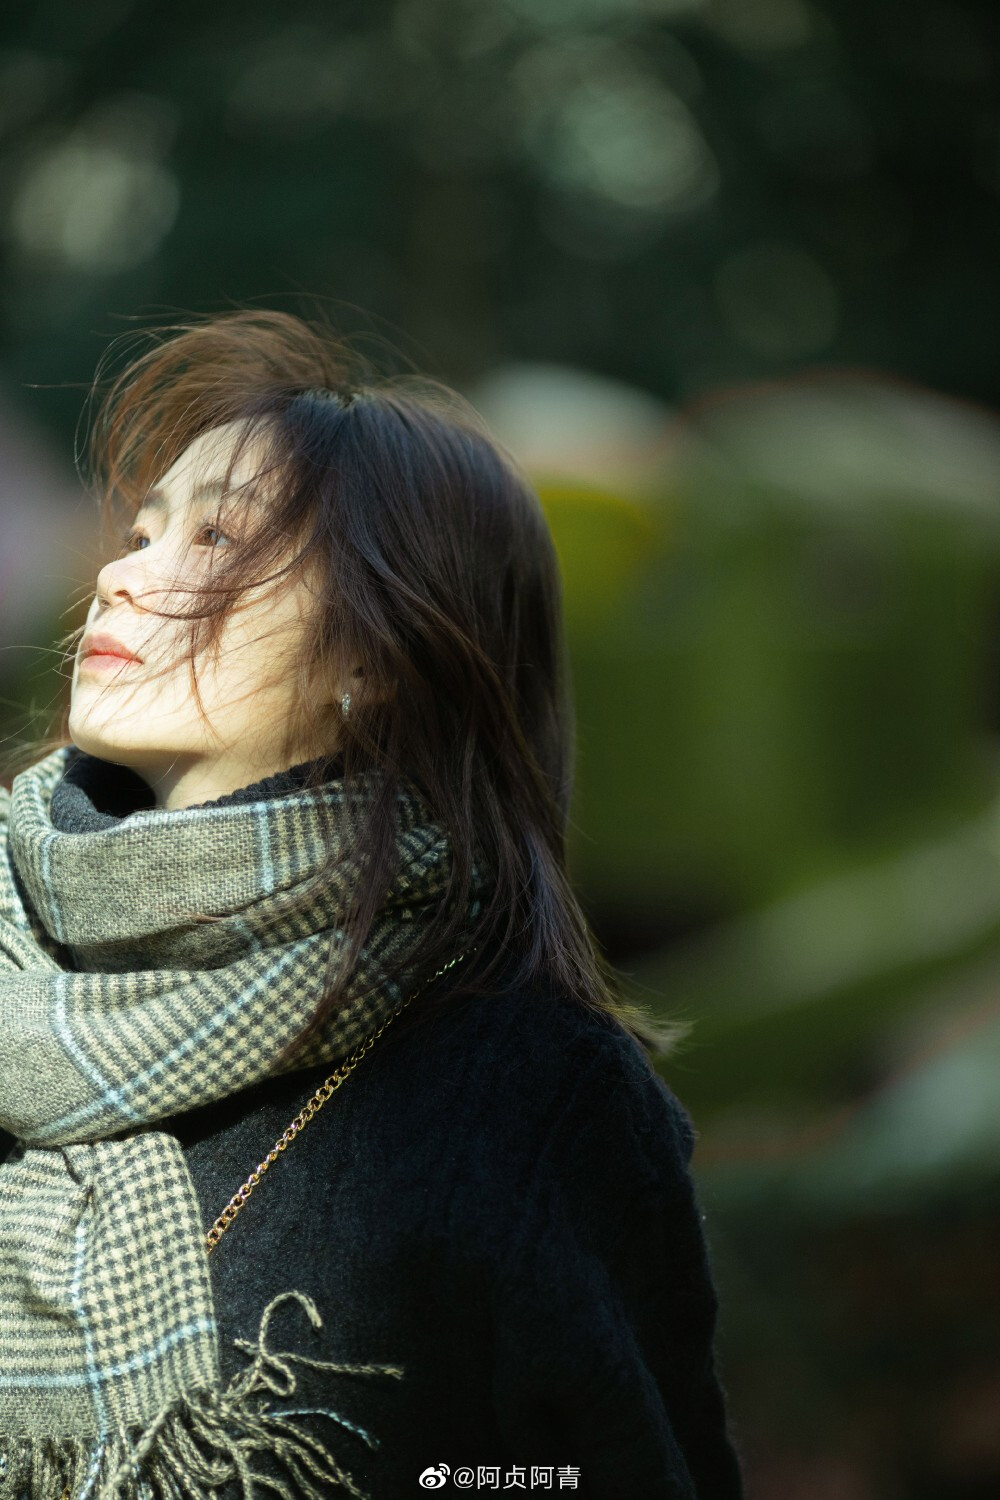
5,748,748,1499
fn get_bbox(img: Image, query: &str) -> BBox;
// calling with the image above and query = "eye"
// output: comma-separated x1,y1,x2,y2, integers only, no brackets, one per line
118,528,149,556
195,523,233,548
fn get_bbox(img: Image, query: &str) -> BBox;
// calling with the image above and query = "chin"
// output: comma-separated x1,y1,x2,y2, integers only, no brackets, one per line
68,709,131,762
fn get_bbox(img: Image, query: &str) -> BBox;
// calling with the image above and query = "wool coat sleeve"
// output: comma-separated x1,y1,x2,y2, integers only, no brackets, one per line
483,1030,746,1499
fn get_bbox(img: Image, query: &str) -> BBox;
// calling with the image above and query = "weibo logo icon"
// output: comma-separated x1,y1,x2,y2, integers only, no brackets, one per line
418,1464,451,1488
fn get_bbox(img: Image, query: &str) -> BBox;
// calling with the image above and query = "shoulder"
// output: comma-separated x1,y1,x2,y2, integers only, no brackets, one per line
356,965,699,1250
379,963,693,1137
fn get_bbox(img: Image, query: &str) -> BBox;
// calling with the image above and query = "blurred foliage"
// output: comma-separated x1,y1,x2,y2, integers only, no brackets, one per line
538,373,1000,1198
1,0,999,435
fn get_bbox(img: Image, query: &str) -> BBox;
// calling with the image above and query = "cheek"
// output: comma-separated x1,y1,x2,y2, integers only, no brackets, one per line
231,593,309,659
201,610,305,704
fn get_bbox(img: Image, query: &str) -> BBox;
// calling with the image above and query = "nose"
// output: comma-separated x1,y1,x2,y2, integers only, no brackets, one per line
94,541,167,612
94,555,138,612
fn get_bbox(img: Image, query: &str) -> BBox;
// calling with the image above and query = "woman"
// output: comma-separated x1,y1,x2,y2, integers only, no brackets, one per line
0,311,746,1500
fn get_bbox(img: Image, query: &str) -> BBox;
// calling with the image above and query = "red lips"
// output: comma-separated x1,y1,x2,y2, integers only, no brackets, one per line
80,631,143,663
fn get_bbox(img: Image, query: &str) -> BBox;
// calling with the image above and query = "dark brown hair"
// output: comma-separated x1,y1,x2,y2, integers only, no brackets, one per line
9,309,690,1063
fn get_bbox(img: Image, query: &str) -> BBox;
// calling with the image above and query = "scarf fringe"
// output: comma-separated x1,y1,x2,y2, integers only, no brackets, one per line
0,1291,405,1500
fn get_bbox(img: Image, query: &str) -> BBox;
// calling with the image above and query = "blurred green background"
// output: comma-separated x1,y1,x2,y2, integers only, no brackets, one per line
3,1,1000,1494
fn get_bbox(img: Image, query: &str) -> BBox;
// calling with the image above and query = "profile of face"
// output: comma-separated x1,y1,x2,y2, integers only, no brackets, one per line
69,420,336,810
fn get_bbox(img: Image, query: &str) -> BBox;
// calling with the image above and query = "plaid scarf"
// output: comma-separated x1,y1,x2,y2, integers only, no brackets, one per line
0,745,482,1500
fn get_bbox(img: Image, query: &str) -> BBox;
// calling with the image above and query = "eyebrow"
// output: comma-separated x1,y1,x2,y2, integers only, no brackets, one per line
136,480,228,516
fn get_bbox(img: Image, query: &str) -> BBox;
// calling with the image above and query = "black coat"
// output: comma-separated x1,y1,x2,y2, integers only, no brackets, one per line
165,962,747,1498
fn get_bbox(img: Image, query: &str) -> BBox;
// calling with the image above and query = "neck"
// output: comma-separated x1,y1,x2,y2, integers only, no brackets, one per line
138,746,333,811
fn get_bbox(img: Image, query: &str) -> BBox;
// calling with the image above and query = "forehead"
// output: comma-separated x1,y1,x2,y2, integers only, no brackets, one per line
139,420,266,514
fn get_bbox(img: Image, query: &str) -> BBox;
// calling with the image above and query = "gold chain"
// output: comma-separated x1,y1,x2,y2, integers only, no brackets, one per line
204,947,475,1255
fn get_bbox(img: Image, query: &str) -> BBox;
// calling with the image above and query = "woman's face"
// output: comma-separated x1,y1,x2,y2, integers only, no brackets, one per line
69,420,334,810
